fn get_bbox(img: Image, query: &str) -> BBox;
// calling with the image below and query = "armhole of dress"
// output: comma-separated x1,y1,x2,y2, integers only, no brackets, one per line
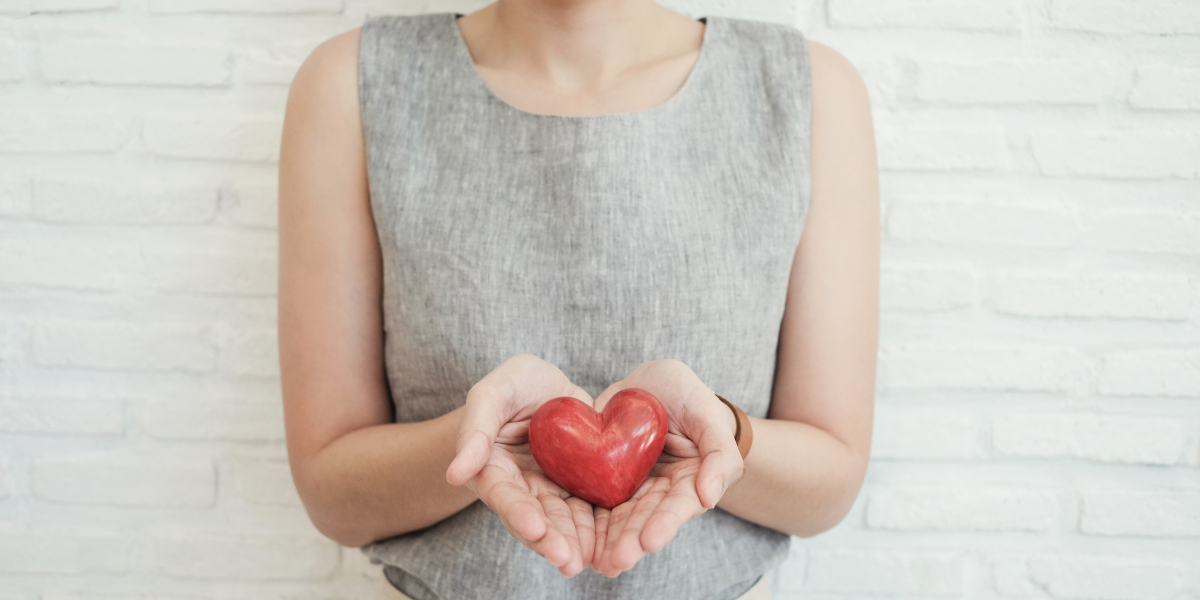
788,25,815,244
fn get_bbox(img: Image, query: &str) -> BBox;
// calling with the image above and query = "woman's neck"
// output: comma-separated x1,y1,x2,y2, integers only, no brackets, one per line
457,0,703,96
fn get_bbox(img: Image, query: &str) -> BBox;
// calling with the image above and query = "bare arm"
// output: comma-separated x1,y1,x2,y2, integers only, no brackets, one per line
278,28,476,548
716,39,879,537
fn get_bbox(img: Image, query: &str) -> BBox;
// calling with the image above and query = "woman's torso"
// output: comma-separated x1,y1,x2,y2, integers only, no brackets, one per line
358,11,812,600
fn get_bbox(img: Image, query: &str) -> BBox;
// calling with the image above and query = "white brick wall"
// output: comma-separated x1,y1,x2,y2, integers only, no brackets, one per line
778,0,1200,598
1,0,1197,597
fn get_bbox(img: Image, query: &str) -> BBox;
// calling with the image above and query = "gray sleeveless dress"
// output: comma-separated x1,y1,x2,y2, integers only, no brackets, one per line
358,11,812,600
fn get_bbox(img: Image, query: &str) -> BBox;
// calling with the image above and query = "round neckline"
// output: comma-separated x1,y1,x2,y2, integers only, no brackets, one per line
447,12,713,120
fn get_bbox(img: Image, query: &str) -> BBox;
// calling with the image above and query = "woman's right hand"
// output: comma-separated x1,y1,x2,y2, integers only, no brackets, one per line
446,354,597,577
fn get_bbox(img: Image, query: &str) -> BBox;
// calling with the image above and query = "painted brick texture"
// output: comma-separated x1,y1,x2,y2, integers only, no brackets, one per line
1,0,1197,597
776,0,1200,596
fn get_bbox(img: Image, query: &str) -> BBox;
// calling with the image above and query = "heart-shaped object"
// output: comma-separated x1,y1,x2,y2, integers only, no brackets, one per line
529,388,669,509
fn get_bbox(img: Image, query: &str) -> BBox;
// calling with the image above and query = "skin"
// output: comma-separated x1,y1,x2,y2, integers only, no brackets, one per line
279,0,878,579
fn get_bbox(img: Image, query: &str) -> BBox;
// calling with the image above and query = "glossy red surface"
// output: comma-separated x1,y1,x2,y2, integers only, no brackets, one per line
528,388,669,509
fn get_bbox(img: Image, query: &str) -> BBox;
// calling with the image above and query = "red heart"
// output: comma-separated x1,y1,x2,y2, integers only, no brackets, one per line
528,388,669,510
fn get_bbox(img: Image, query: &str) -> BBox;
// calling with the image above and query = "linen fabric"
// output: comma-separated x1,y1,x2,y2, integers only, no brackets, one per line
358,11,812,600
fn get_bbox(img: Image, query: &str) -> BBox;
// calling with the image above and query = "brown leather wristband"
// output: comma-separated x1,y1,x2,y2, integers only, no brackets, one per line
714,394,752,460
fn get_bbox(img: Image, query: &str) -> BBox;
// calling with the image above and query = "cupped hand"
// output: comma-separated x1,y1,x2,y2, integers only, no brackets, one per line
446,354,597,577
589,359,743,577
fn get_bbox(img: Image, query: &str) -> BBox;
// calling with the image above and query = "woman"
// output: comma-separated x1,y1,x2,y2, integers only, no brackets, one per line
278,0,878,598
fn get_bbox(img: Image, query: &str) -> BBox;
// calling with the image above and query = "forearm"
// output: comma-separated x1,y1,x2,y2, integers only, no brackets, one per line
293,406,477,547
716,416,867,537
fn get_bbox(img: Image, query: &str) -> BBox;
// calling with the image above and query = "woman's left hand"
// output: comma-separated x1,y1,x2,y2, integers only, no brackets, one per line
588,359,744,577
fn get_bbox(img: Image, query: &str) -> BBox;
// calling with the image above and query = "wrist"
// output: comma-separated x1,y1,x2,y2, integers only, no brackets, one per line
714,394,753,460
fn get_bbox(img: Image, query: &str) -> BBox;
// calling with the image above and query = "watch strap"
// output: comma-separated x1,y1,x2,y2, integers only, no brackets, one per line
714,394,752,460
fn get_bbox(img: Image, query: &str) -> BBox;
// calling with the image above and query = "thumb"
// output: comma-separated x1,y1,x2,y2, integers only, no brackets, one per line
446,387,508,486
693,399,744,509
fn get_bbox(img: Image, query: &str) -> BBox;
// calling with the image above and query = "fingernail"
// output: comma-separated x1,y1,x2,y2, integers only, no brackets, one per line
708,479,723,505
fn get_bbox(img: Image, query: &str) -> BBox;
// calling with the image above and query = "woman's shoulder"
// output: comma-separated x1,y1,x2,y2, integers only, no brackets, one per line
284,27,363,148
292,27,361,96
806,39,870,111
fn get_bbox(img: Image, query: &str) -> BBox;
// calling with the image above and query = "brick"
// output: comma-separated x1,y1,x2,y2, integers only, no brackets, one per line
804,551,964,594
227,459,300,506
1098,350,1200,398
1130,66,1200,111
0,398,123,435
828,0,1019,32
871,408,979,459
143,246,277,296
1081,490,1200,537
0,40,24,81
0,1,31,16
867,486,1058,532
0,456,8,499
883,344,1086,392
1028,555,1184,599
881,264,977,310
142,113,283,162
242,43,315,86
0,532,133,574
1087,210,1200,255
0,111,128,153
33,321,217,373
1048,0,1200,35
993,557,1034,596
994,271,1191,320
33,177,217,224
145,400,284,442
224,328,279,377
992,413,1190,465
774,543,806,592
148,0,342,14
853,58,904,108
877,125,1007,171
916,61,1116,105
887,198,1079,248
42,596,200,600
0,174,30,216
152,535,338,579
225,180,277,228
33,456,214,507
32,0,117,11
1031,131,1200,179
0,233,140,290
42,41,229,86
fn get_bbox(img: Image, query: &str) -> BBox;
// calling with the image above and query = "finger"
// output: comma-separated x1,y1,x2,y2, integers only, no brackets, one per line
695,447,742,509
566,383,596,408
607,488,668,572
591,507,611,574
568,497,596,569
639,483,707,553
474,465,548,543
691,403,745,508
483,480,579,571
447,429,493,486
538,491,583,576
591,381,623,412
596,500,639,577
446,386,509,486
501,515,573,571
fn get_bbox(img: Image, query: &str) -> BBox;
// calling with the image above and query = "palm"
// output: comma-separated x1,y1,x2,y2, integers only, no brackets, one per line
446,356,597,577
589,359,742,577
474,419,569,511
592,430,707,576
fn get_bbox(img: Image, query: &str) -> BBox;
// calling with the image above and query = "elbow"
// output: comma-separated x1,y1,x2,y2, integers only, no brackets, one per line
292,465,378,548
788,493,859,538
306,504,377,548
787,451,870,538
